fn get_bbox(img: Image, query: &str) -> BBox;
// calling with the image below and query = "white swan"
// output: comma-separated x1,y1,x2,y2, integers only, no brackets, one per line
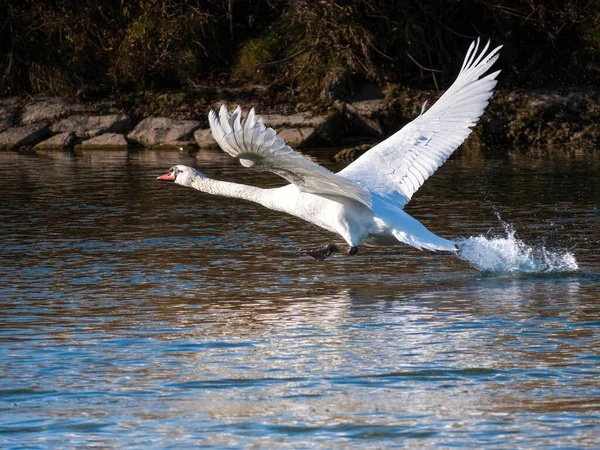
158,38,502,260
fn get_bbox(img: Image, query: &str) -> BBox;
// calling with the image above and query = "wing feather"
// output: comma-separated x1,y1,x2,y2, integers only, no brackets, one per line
338,38,501,208
208,105,372,208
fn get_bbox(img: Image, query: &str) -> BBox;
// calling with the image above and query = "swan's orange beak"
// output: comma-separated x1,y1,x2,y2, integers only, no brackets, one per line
157,172,175,181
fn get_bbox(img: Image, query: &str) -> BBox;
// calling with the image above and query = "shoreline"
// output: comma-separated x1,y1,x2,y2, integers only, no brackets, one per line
1,86,599,159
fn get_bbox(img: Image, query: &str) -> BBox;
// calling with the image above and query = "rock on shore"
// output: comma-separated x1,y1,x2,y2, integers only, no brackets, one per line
0,88,598,157
34,132,76,150
22,97,86,125
0,98,19,132
51,114,132,138
128,117,200,148
78,133,130,150
0,123,50,150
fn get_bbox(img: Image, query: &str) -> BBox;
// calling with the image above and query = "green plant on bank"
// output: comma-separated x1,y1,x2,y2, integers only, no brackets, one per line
233,30,280,82
232,1,378,104
109,2,212,90
577,8,600,77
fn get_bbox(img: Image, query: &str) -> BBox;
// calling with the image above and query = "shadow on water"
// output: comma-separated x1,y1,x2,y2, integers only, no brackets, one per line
0,149,599,448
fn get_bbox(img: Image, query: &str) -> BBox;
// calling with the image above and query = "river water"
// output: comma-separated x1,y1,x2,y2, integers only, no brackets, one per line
1,148,599,448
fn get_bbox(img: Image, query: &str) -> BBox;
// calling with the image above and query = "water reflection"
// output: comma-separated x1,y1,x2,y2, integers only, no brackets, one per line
1,150,599,448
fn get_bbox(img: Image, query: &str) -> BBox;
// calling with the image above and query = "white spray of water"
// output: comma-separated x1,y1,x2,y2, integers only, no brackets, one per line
455,215,579,274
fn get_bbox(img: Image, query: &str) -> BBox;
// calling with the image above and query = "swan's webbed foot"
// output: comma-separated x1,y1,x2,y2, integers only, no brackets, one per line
346,246,358,256
298,244,359,261
298,243,339,261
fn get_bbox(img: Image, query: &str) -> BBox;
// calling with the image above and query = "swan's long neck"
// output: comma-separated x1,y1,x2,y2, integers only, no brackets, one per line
181,175,273,207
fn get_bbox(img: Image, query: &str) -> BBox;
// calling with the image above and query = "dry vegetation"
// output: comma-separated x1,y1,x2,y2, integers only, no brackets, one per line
1,0,599,103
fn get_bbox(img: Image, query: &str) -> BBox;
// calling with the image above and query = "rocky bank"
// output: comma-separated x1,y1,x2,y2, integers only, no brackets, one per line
0,86,598,159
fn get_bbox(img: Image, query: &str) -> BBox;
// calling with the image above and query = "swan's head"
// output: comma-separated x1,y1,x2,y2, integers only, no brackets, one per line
157,165,206,186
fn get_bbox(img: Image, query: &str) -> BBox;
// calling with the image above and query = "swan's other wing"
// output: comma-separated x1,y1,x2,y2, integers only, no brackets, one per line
338,38,501,208
209,105,371,208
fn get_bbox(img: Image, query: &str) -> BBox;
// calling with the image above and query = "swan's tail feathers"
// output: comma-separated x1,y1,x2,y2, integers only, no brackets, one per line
374,198,457,252
391,227,457,252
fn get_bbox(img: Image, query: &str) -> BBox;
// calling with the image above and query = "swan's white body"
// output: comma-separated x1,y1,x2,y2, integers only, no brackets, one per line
160,39,502,257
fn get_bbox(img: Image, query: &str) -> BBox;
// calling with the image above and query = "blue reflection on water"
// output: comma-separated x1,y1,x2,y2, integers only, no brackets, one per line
0,150,599,448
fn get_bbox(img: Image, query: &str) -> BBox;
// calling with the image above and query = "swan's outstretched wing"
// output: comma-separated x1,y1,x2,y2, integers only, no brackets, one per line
338,38,501,208
209,105,372,208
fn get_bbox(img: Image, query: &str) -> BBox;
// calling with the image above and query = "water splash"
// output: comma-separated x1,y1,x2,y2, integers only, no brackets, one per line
455,216,579,274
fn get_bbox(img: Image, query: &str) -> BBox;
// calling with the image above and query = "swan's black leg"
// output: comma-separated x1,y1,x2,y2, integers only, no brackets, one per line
298,243,339,261
346,246,359,256
298,244,359,260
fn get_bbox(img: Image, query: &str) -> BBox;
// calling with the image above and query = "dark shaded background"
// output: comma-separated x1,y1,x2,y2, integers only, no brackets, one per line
1,0,598,102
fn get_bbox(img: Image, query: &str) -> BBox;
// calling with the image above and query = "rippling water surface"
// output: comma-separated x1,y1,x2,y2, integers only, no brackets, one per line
1,149,599,448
